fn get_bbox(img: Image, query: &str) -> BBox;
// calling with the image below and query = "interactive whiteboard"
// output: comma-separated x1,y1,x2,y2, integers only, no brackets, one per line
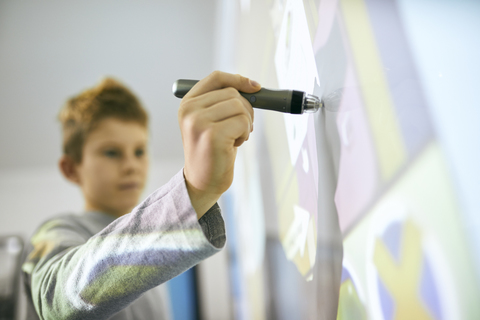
217,0,480,319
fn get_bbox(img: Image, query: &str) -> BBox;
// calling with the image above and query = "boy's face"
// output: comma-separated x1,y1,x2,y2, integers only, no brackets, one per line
74,118,149,217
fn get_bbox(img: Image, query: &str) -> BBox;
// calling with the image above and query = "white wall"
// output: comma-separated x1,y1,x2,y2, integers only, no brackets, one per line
0,0,215,170
0,1,216,237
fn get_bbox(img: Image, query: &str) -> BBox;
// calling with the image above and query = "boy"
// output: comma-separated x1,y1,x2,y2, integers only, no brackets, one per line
22,71,260,319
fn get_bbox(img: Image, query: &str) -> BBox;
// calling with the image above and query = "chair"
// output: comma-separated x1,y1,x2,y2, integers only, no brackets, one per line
0,235,24,320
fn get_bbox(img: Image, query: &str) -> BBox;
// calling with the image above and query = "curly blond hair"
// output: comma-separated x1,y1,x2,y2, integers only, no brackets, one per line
58,77,148,163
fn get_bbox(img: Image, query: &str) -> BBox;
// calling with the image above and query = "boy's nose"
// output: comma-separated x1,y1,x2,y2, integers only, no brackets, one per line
122,155,142,174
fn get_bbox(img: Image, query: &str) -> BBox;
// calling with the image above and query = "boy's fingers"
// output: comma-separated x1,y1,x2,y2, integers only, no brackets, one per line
202,99,253,130
214,114,251,147
186,71,261,98
187,88,253,124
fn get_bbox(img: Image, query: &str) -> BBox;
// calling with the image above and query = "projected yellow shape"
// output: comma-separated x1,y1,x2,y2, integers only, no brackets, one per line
337,279,368,320
340,0,406,180
373,220,431,320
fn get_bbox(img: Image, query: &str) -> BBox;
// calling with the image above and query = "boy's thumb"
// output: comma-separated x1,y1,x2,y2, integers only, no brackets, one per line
249,79,261,88
234,73,260,92
239,77,261,93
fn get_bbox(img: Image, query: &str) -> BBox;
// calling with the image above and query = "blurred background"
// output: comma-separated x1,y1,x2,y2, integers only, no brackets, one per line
0,0,218,237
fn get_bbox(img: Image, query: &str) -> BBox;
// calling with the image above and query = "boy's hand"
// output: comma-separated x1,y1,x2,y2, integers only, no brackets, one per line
178,71,261,219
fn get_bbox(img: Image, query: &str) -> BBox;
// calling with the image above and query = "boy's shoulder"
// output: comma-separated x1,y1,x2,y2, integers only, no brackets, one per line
32,211,115,241
22,213,98,276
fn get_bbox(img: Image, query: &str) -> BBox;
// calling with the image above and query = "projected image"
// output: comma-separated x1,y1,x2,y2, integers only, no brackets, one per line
271,0,320,280
328,0,433,234
369,219,446,320
264,113,318,280
343,144,478,320
337,261,368,320
217,0,480,318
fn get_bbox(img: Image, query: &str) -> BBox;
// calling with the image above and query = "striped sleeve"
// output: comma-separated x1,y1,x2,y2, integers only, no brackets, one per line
22,169,225,320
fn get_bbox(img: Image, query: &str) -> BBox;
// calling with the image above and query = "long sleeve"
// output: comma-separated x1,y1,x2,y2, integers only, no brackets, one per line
22,169,226,320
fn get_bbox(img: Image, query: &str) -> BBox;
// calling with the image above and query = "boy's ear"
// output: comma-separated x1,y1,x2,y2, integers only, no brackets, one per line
59,155,81,185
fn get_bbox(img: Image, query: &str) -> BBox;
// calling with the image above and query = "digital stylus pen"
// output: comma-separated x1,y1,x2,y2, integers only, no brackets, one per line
172,79,323,114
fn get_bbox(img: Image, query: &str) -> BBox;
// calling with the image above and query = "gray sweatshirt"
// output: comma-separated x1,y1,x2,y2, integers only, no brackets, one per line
21,170,226,320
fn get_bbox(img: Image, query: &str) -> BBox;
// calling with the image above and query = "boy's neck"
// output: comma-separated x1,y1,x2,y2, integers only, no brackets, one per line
85,204,128,218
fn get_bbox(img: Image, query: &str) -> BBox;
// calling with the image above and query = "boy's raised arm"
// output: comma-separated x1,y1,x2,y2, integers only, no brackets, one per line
23,169,224,320
178,71,260,218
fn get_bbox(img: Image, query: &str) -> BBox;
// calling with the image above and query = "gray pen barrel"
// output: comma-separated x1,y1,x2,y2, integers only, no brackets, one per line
172,79,199,98
240,88,295,113
172,79,305,114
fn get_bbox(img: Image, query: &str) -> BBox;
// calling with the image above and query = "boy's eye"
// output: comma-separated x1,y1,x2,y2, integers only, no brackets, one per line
135,148,145,157
104,150,120,158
